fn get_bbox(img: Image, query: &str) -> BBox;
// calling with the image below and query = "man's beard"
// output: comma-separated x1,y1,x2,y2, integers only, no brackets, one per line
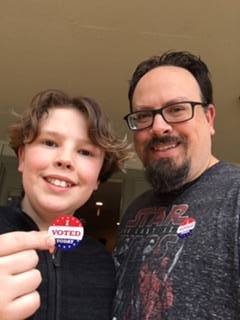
145,158,190,194
143,136,190,194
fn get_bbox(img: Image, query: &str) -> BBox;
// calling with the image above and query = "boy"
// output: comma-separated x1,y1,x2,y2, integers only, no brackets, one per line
0,89,129,320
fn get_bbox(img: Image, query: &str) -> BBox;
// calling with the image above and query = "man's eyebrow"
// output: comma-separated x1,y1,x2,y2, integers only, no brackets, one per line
163,97,190,106
133,97,189,110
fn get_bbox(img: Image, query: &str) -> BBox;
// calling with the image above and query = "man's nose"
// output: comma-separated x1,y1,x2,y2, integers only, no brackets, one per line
151,114,173,135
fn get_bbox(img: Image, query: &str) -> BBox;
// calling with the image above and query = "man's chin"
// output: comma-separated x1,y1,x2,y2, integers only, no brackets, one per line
145,158,190,194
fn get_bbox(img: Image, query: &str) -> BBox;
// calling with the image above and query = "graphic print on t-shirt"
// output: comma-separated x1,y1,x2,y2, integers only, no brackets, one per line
113,204,192,320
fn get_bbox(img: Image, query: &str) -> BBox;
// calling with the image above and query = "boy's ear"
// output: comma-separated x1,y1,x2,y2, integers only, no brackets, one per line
94,180,100,191
18,145,25,173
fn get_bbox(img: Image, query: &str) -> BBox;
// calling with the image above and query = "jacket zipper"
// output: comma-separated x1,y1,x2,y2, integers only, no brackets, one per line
51,250,62,320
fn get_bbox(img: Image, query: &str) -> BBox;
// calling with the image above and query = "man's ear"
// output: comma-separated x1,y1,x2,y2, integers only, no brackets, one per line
17,145,25,173
205,104,216,136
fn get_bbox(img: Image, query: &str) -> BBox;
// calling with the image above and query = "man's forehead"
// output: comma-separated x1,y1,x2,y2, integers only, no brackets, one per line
136,65,197,85
132,65,202,105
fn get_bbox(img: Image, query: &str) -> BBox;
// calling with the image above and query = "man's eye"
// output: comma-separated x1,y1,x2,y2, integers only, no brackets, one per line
135,112,151,122
167,105,186,114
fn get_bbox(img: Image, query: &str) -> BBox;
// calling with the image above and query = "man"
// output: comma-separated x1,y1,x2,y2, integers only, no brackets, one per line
112,51,240,319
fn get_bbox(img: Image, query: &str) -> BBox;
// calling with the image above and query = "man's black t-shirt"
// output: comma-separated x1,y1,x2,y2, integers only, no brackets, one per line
113,161,240,320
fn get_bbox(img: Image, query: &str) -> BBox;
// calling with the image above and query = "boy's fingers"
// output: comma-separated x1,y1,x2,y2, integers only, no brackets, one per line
0,231,55,256
6,291,41,320
0,250,39,275
10,269,42,298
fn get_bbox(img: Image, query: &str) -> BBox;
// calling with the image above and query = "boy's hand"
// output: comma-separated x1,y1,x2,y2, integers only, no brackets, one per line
0,231,55,320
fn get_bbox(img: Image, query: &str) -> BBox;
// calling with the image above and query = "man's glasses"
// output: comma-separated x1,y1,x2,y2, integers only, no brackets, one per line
124,101,208,131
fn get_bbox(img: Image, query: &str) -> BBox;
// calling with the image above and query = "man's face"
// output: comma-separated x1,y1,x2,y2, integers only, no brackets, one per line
131,66,216,192
18,107,104,228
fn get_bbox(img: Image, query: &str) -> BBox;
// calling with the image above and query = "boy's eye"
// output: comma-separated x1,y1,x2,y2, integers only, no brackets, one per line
42,139,57,147
78,149,92,156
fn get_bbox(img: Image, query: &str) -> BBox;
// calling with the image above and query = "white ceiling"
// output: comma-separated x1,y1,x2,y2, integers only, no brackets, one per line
0,0,240,166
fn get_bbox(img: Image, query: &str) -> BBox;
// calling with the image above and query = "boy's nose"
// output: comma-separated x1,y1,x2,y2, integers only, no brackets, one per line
56,160,73,170
55,150,74,170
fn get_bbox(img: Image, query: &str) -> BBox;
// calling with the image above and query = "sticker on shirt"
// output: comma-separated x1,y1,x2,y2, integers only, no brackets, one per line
177,217,196,239
48,215,84,251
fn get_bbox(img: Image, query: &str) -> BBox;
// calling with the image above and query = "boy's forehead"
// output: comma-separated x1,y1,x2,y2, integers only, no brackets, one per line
39,106,85,119
38,107,86,127
36,108,99,145
37,107,81,129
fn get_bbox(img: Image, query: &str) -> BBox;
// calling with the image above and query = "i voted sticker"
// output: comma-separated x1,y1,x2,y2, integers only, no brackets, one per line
48,215,84,251
177,217,196,239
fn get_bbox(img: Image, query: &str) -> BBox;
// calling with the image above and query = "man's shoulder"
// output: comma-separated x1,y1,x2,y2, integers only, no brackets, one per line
217,161,240,172
200,161,240,183
198,161,240,207
212,161,240,183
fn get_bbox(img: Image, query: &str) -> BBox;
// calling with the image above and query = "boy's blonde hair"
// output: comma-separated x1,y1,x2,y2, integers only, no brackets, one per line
9,89,130,182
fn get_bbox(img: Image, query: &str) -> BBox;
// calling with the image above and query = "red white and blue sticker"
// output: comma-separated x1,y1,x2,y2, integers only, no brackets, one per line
177,217,196,239
48,215,84,251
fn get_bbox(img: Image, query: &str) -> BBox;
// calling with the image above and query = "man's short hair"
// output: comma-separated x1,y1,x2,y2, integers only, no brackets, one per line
128,51,213,110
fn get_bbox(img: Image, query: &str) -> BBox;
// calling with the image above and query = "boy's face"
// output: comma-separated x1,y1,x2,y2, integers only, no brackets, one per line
18,107,104,227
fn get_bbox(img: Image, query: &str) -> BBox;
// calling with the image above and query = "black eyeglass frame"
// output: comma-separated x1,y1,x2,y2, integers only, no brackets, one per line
124,101,209,131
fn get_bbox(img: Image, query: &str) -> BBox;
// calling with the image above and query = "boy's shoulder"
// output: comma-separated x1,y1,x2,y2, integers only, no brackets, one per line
0,205,19,233
0,204,35,233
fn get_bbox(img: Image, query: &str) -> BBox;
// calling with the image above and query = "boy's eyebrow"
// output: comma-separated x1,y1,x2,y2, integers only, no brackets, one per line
39,130,94,146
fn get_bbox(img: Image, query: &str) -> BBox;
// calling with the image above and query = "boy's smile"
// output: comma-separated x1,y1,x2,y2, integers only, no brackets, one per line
44,175,76,189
